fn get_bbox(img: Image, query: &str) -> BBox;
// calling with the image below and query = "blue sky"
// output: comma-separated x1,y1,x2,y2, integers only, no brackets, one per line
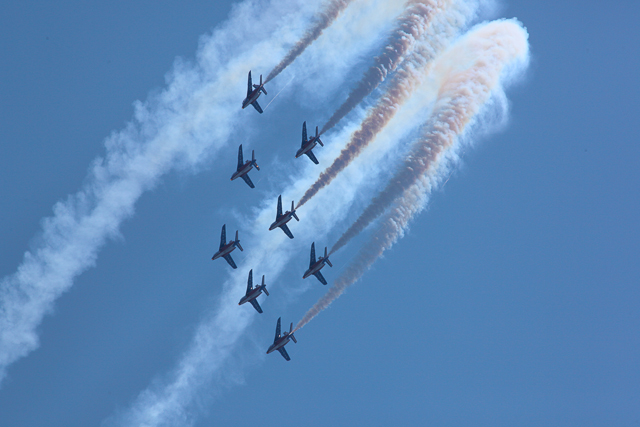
1,1,639,426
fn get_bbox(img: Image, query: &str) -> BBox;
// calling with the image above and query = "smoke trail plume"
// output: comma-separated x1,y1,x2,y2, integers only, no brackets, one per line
296,19,530,331
0,0,383,385
296,0,475,209
265,0,353,84
319,0,455,135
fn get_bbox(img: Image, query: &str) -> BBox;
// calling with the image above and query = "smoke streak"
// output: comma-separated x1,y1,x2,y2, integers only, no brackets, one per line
319,0,456,135
297,0,476,209
0,0,389,385
296,19,530,331
265,0,353,84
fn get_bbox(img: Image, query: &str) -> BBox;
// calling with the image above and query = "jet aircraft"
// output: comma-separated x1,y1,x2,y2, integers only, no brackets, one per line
241,70,267,113
268,195,299,239
238,269,269,313
211,224,243,269
230,144,260,188
295,121,324,164
302,242,333,285
266,317,297,361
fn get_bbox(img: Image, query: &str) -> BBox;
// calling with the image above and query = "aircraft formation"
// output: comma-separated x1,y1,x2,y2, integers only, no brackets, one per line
212,71,333,360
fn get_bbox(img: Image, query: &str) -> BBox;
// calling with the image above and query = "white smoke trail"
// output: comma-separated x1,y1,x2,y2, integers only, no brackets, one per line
0,0,397,384
295,19,530,331
297,0,480,208
103,9,485,426
265,0,354,84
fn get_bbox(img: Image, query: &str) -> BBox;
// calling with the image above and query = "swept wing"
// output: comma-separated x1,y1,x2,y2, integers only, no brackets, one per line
309,242,316,267
274,317,281,342
305,150,319,164
249,299,263,314
241,174,255,188
313,271,327,285
280,223,294,239
301,121,308,147
278,346,291,361
276,195,283,219
251,100,263,114
220,225,226,250
223,254,237,269
237,144,244,169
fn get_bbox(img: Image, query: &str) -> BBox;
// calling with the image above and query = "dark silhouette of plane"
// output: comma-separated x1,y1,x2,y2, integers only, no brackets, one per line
295,121,324,164
238,269,269,313
211,224,243,269
302,242,332,285
231,144,260,188
266,317,297,361
268,195,299,239
241,71,267,113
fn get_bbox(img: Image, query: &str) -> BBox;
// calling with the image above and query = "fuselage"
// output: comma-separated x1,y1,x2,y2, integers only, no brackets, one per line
242,88,262,109
230,161,254,181
295,139,318,158
238,287,264,306
303,259,326,279
212,242,236,260
269,212,294,230
267,334,291,354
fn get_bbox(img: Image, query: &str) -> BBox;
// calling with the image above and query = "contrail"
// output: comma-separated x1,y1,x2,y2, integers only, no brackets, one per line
0,0,383,385
319,0,458,135
296,0,477,209
98,1,412,426
264,0,353,84
296,19,530,332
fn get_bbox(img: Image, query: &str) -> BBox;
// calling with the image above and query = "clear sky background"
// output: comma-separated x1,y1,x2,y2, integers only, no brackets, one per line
1,1,639,426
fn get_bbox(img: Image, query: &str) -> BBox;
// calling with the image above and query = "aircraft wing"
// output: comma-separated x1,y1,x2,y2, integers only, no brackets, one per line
246,270,253,295
301,121,307,147
274,317,281,342
241,174,255,189
276,195,283,218
305,150,319,165
278,346,291,361
247,71,252,97
220,225,226,250
237,145,244,170
313,271,327,285
309,242,316,267
223,254,237,269
249,298,263,314
251,100,263,114
280,223,294,239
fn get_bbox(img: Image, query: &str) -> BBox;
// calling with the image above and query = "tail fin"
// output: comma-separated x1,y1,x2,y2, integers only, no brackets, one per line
324,247,333,267
316,126,324,146
262,275,269,296
291,201,299,221
252,150,260,170
289,323,297,343
260,75,267,95
235,230,244,251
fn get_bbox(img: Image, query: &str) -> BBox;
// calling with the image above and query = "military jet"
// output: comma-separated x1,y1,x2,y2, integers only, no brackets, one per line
211,224,243,269
230,144,260,188
238,269,269,313
268,195,299,239
295,121,324,164
302,242,333,285
241,70,267,113
266,317,297,361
